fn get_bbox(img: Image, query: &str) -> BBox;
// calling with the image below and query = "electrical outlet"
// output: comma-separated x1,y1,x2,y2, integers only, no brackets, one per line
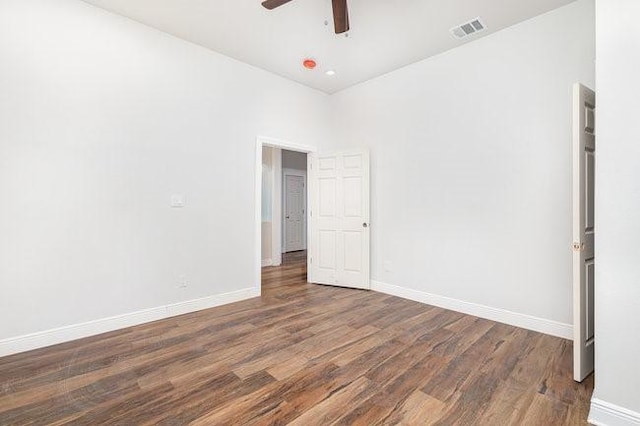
171,194,185,208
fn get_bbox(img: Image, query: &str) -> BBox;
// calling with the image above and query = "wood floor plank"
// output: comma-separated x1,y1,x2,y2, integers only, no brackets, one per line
381,390,446,426
0,251,594,425
287,376,377,426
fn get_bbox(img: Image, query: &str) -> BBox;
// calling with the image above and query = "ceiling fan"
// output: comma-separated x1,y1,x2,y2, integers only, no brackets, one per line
261,0,350,34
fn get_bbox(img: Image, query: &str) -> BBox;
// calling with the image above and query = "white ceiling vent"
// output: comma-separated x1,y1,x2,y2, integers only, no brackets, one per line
450,17,486,39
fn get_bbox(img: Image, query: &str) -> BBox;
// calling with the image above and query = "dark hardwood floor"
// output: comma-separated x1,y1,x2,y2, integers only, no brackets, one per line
0,251,593,425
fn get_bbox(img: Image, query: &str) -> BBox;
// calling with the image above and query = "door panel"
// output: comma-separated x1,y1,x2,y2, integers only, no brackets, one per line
309,150,370,290
343,153,363,169
319,158,336,172
318,230,336,270
343,177,363,217
585,152,595,230
319,178,337,217
573,83,596,382
343,231,363,272
586,261,595,341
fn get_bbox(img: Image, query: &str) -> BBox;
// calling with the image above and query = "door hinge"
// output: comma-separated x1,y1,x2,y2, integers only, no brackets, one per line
309,257,313,264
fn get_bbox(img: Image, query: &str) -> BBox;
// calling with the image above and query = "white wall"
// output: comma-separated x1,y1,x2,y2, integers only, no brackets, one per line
261,146,283,265
328,0,595,331
589,0,640,422
0,0,330,346
261,147,273,263
0,0,597,355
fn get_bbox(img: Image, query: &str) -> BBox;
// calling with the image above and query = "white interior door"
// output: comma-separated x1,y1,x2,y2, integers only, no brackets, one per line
308,150,370,290
572,83,596,382
284,174,306,252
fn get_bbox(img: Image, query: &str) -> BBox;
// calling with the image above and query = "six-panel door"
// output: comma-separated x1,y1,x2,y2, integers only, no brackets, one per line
309,151,370,290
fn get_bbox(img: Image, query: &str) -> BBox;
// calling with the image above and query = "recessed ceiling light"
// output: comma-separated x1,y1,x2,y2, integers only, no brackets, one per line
325,70,336,76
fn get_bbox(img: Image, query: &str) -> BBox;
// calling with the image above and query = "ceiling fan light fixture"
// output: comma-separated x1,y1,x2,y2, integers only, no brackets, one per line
303,59,317,69
263,0,349,35
325,70,336,76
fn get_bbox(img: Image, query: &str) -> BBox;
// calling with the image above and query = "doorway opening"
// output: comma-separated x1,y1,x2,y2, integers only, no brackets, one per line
255,137,371,295
255,137,314,293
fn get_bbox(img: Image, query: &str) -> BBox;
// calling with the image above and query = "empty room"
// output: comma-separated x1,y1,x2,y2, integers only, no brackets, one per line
1,0,639,425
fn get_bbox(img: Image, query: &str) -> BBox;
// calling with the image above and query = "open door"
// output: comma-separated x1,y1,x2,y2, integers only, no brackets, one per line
572,83,596,382
284,174,306,252
308,150,370,290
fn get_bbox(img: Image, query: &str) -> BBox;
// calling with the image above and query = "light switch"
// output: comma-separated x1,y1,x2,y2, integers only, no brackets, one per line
170,194,185,208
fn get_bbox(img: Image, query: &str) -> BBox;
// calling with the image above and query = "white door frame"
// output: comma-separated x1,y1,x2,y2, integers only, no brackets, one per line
255,136,316,293
282,168,307,253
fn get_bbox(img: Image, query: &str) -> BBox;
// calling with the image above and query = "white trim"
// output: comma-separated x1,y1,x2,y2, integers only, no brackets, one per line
589,398,640,426
307,154,314,283
262,259,273,267
255,140,264,294
258,136,317,154
255,136,316,293
0,287,260,357
371,280,572,339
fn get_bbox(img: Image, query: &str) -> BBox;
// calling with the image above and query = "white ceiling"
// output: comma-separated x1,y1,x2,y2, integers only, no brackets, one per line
82,0,577,94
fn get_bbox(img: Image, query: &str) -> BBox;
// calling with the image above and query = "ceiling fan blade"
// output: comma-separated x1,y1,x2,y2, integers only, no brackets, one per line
332,0,349,34
261,0,294,10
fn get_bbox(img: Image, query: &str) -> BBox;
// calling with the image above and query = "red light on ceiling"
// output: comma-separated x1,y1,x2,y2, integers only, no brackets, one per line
303,59,317,70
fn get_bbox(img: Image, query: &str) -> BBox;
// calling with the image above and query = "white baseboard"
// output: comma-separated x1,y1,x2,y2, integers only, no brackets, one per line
589,398,640,426
0,287,260,358
371,280,572,339
262,259,273,267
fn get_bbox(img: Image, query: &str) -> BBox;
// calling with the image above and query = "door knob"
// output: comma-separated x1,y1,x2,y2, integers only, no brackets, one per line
363,223,368,228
